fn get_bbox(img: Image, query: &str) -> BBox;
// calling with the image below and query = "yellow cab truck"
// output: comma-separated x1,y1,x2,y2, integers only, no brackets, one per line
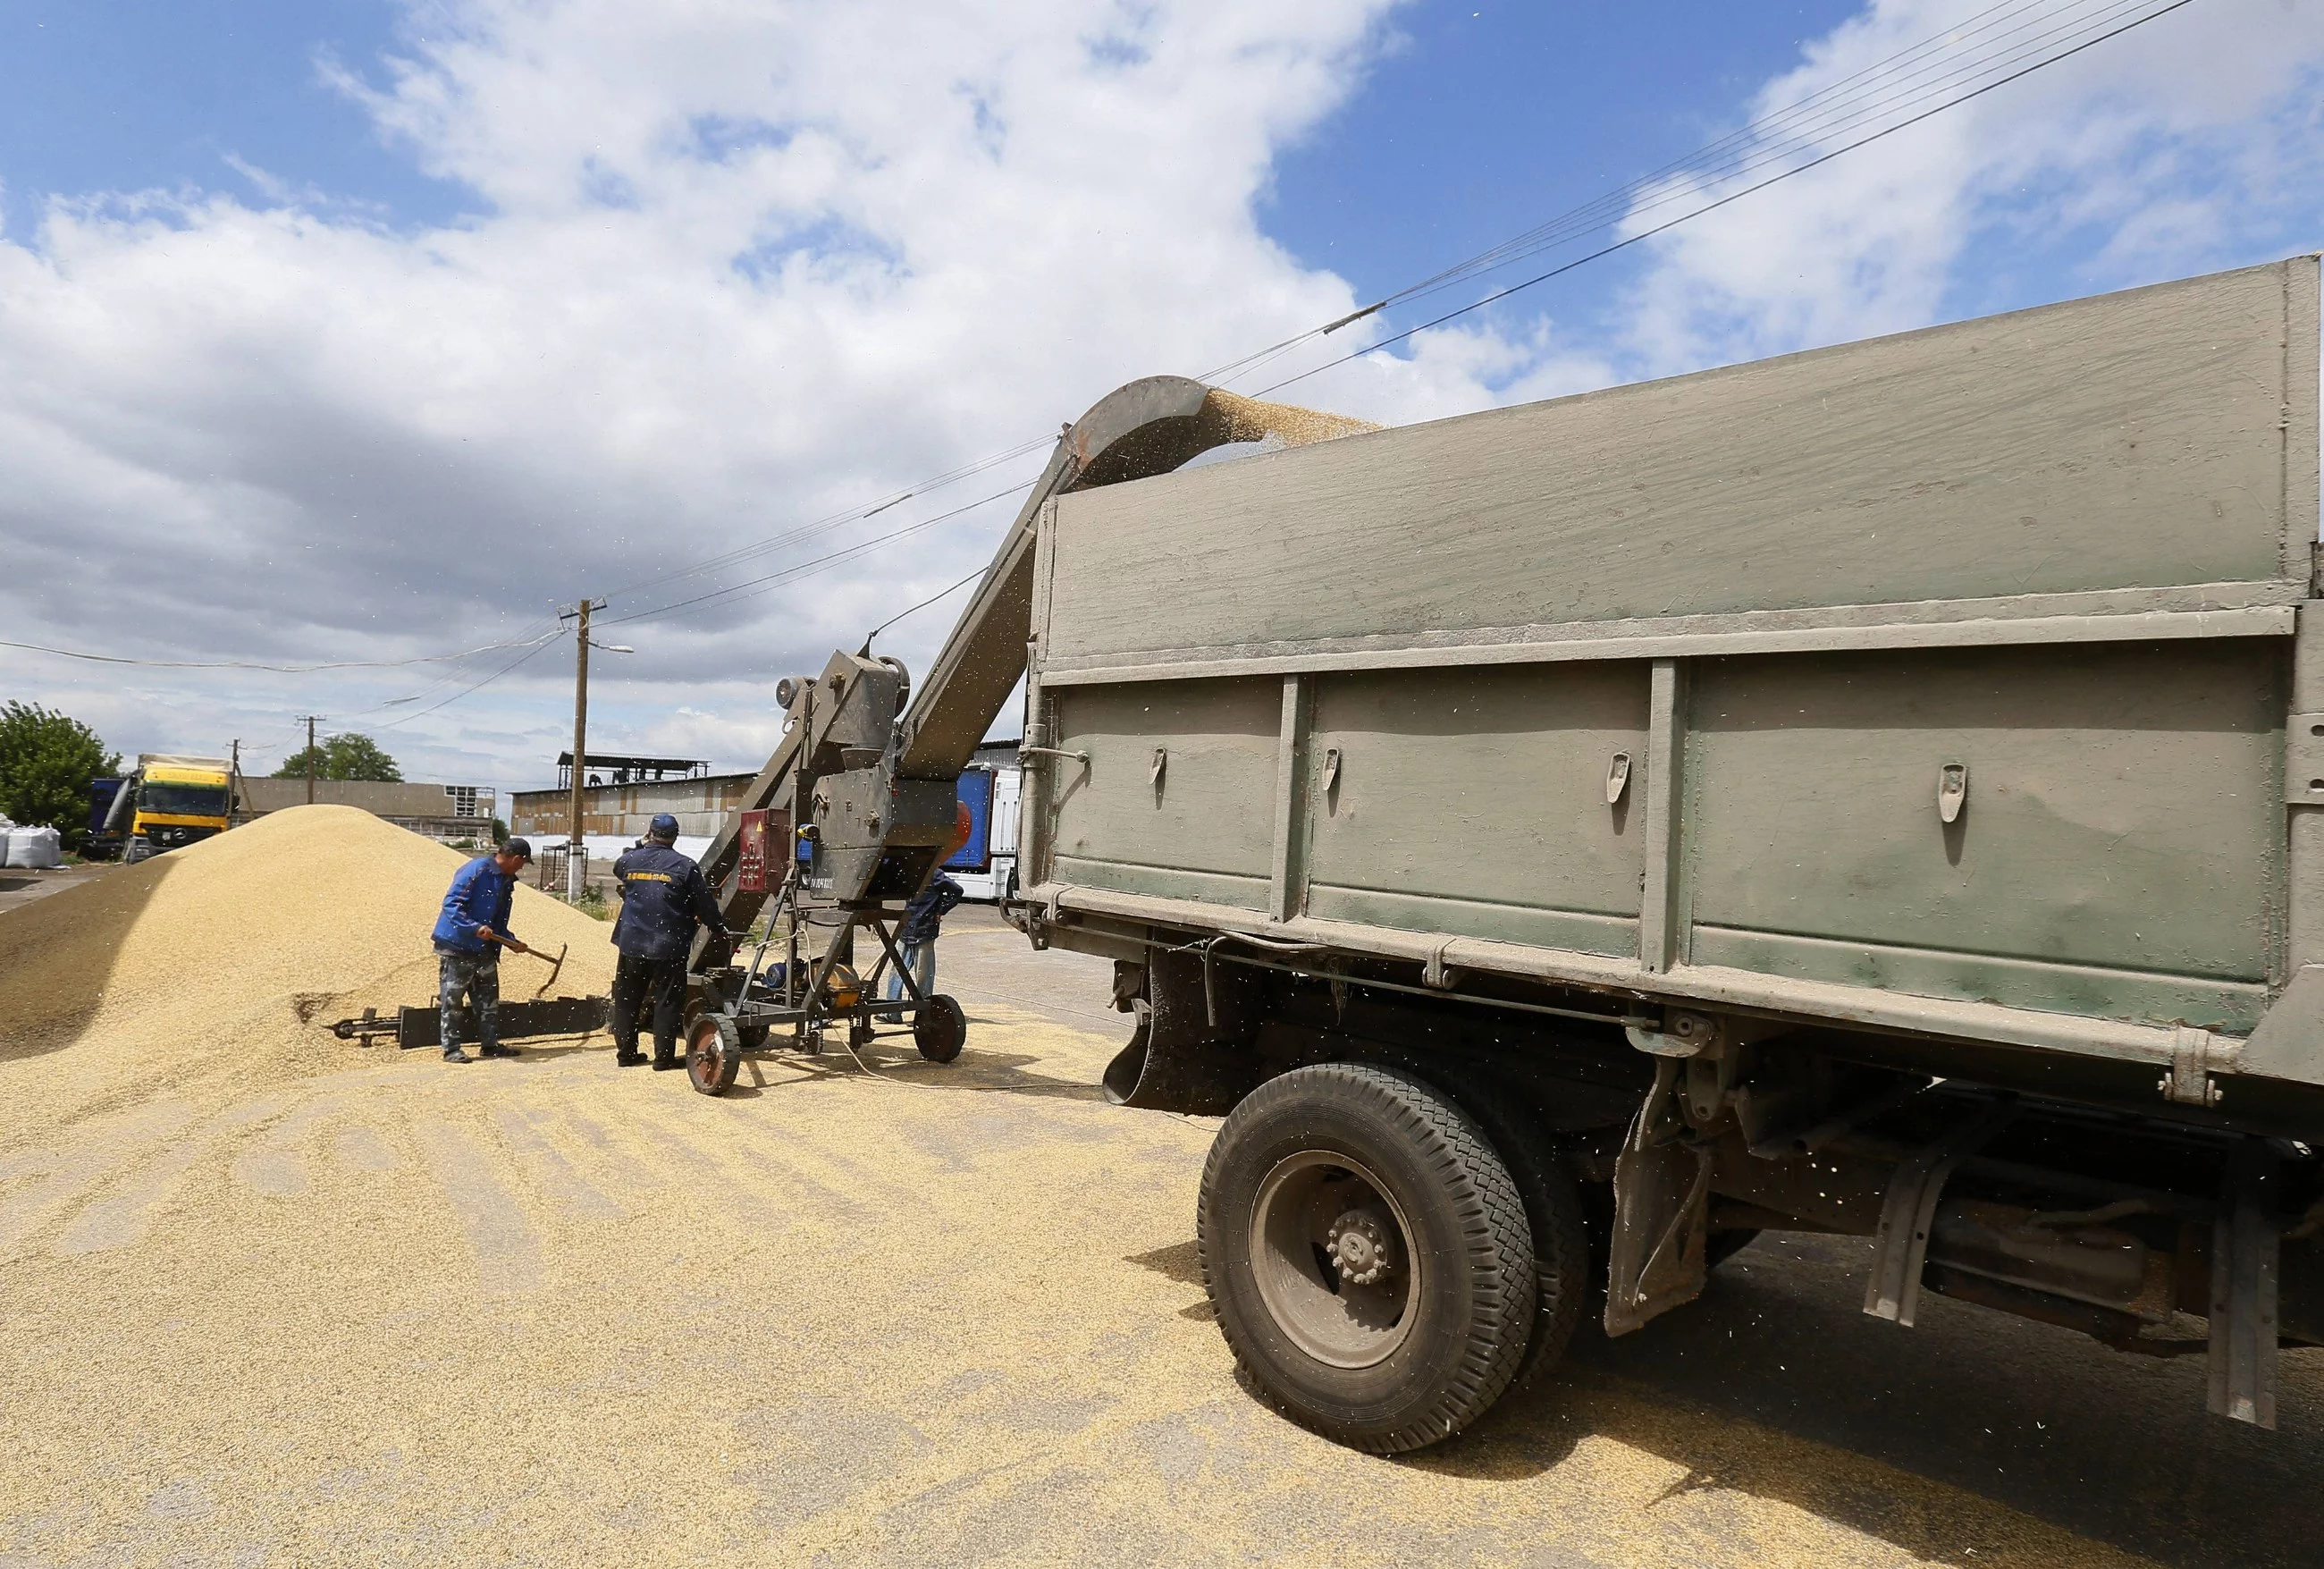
91,755,235,859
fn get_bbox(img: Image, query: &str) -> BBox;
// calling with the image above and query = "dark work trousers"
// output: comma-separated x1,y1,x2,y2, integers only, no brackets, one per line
436,946,501,1056
611,951,687,1056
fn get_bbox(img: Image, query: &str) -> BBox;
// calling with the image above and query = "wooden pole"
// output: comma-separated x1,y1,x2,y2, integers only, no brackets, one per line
566,601,604,899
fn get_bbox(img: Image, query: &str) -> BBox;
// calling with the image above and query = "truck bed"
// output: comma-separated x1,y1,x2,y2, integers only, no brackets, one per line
1016,257,2324,1111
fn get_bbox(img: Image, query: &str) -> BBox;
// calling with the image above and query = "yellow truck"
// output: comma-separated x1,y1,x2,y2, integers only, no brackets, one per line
93,754,234,858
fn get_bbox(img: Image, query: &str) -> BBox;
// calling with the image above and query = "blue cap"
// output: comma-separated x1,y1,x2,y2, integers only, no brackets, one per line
648,813,681,840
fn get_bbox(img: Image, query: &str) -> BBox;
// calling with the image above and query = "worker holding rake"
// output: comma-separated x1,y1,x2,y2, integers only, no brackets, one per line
429,837,534,1064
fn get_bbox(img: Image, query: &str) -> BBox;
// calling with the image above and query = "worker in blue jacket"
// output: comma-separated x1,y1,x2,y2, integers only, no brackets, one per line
887,868,964,1002
431,838,534,1064
610,814,731,1070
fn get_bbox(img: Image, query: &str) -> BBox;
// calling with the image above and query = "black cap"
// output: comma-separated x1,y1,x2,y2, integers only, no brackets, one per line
501,837,533,861
649,813,680,840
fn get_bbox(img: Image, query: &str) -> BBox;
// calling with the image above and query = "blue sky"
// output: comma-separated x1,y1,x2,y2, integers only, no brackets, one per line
1265,4,1865,325
0,3,445,226
0,0,2318,792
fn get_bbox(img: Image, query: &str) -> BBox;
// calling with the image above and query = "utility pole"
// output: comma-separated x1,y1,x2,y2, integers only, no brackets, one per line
228,739,241,827
299,716,322,805
560,600,608,900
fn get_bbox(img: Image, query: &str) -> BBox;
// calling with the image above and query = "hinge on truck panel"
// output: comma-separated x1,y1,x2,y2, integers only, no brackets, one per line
1422,938,1458,990
2286,713,2324,806
2161,1025,2236,1107
1625,1009,1723,1058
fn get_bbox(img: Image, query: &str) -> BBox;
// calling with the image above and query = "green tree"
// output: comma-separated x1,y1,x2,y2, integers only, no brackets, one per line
272,733,404,783
0,703,122,848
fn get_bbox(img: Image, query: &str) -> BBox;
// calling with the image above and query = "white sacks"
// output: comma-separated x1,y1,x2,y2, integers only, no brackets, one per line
4,825,63,869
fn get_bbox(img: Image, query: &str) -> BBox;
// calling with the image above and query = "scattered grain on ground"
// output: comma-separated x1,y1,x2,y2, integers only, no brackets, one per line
0,832,2308,1565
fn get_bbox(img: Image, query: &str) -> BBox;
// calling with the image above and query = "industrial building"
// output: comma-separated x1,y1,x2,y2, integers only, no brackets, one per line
506,755,756,890
235,778,498,842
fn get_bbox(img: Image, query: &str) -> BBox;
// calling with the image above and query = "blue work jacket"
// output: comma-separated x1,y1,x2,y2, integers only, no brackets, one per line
432,856,517,956
611,840,726,961
899,872,964,946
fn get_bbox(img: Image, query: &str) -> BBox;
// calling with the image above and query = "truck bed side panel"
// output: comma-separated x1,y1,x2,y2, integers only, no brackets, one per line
1682,641,2283,1031
1304,663,1650,957
1049,678,1279,912
1047,261,2303,664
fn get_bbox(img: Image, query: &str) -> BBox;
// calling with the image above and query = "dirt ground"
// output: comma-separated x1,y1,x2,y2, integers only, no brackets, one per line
0,862,108,918
3,904,2320,1566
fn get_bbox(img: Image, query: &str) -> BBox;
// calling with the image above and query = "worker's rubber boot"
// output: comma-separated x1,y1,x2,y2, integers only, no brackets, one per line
442,1047,473,1064
651,1042,681,1071
479,1043,522,1059
614,1045,646,1067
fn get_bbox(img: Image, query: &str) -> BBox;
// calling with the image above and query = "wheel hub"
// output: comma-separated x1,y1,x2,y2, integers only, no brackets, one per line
1249,1151,1420,1370
1326,1210,1395,1286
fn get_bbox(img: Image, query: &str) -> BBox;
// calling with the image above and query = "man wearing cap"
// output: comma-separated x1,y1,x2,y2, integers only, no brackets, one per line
430,838,535,1064
610,814,732,1070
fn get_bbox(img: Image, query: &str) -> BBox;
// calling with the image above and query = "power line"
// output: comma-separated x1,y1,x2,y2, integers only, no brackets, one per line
595,433,1057,605
598,0,2201,626
1323,0,2161,327
1251,0,2200,400
330,611,571,721
863,565,989,647
0,627,565,672
600,480,1035,628
372,631,569,730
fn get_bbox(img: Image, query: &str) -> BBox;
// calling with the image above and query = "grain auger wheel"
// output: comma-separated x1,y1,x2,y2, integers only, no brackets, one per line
686,1014,744,1096
913,994,967,1064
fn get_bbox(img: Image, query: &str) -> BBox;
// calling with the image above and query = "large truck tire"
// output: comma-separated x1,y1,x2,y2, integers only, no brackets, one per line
1462,1111,1593,1396
1196,1063,1536,1454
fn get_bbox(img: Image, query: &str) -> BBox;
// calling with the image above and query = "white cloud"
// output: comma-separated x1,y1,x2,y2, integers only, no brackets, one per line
1,0,1483,788
1611,0,2324,373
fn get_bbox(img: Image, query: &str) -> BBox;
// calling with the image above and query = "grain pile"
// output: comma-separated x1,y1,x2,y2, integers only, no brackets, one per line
0,806,616,1143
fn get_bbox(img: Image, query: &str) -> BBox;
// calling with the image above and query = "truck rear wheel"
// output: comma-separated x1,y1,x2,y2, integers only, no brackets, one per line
1196,1063,1535,1454
1463,1112,1592,1396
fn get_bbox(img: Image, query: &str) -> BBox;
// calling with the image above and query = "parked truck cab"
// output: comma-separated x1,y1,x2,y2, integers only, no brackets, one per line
131,763,231,848
97,755,234,857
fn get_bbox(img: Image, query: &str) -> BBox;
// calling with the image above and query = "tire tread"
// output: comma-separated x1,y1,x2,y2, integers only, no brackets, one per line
1197,1062,1534,1454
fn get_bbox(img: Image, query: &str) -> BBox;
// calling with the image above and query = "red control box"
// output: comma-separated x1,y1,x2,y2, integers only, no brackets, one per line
737,808,770,893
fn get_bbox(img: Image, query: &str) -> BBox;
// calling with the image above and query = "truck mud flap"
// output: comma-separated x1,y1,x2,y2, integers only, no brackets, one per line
1101,949,1265,1115
1604,1058,1714,1337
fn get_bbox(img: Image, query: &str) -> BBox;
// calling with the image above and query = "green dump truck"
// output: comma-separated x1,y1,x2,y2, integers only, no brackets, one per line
699,255,2324,1453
